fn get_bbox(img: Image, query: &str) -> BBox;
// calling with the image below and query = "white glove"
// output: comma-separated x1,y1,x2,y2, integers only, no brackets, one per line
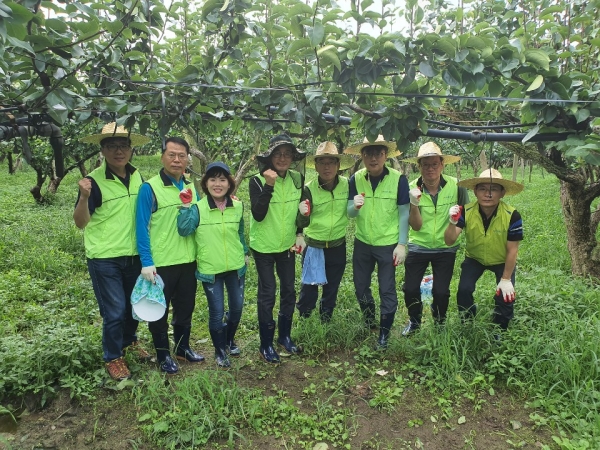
141,265,157,284
298,199,311,216
409,187,422,206
496,279,515,303
392,244,406,266
291,235,306,254
353,193,365,210
449,205,462,225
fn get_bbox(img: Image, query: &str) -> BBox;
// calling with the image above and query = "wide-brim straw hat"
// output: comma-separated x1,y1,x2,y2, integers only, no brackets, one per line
256,134,306,165
403,142,461,164
306,141,356,170
458,168,524,196
81,122,150,147
343,135,402,158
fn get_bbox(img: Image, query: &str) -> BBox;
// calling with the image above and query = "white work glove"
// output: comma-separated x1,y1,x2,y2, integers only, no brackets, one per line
449,204,462,225
353,192,365,210
298,199,311,216
291,235,306,254
141,265,157,284
496,279,516,303
409,187,422,206
392,244,406,266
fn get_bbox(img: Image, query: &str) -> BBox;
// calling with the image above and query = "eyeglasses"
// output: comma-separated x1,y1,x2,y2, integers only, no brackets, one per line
272,151,294,159
421,162,441,170
476,185,503,194
363,150,386,159
315,160,338,168
103,144,131,153
164,152,188,161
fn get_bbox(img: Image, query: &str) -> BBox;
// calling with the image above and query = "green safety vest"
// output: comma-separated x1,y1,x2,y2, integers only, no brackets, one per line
408,176,459,249
196,197,245,274
85,162,142,259
145,174,197,267
305,176,349,243
464,200,515,266
250,170,302,253
354,168,400,246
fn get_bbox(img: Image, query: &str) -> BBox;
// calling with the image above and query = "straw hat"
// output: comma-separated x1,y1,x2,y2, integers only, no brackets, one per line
458,168,524,195
403,142,461,165
81,122,150,147
306,141,356,170
343,135,402,158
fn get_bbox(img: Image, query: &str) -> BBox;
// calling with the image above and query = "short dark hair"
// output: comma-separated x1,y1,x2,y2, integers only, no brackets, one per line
100,136,131,147
164,136,190,154
200,167,236,197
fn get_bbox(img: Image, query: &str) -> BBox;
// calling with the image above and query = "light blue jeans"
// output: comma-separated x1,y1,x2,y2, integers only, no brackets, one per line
202,271,245,330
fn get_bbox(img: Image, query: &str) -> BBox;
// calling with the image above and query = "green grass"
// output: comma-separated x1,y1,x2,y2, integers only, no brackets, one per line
0,160,599,449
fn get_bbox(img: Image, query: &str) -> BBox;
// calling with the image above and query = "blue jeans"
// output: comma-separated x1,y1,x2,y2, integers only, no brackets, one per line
202,270,245,330
87,255,141,362
457,257,515,329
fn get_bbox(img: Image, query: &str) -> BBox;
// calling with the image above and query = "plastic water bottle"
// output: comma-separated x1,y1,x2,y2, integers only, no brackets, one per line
420,275,433,306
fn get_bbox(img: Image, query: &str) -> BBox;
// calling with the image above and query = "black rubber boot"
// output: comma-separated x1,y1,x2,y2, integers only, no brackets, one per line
319,304,334,323
224,312,241,357
258,321,280,364
153,332,178,374
376,313,396,349
209,325,230,368
402,301,423,337
277,313,302,354
358,295,376,329
173,325,205,363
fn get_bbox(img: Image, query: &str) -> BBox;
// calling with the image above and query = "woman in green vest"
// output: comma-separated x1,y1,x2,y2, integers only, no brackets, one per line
178,162,248,368
249,134,307,364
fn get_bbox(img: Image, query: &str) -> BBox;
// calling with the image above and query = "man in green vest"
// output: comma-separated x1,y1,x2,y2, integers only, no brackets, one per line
249,134,306,363
401,142,469,335
74,122,151,381
343,136,410,349
296,141,356,323
136,136,204,375
444,168,524,331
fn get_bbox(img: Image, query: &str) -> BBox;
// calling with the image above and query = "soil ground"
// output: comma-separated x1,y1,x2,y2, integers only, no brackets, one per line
0,348,553,450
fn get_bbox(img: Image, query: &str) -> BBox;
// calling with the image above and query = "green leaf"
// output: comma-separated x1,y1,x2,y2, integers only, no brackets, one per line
44,18,68,34
173,65,199,82
526,75,544,92
524,49,550,71
309,23,324,47
104,20,123,35
433,37,456,58
442,68,460,87
287,38,311,56
522,124,540,143
419,61,436,78
6,35,34,54
575,109,590,124
465,36,487,50
488,80,503,97
317,46,341,71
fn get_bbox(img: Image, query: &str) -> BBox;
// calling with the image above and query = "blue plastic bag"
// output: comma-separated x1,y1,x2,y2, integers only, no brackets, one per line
420,274,433,306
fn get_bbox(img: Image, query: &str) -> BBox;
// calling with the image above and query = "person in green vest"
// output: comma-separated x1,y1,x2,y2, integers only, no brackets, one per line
343,136,410,349
74,122,151,381
249,134,307,363
177,161,248,368
401,142,469,335
296,141,356,323
444,168,524,331
136,136,204,375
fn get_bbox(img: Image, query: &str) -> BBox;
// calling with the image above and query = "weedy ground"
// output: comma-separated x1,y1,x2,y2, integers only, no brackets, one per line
0,158,598,450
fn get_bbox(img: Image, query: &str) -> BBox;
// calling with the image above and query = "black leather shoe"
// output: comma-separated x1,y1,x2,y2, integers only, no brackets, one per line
175,347,205,363
159,355,179,374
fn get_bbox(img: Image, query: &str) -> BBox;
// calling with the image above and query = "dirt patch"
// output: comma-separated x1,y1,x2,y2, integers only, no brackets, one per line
1,351,553,450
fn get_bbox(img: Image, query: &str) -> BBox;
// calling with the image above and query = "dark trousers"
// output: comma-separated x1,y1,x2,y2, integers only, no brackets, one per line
403,251,457,322
87,255,141,362
352,238,398,315
457,257,515,328
253,249,296,323
297,242,347,316
148,262,197,335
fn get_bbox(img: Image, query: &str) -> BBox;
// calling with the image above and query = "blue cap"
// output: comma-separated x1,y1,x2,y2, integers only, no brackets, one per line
206,161,231,175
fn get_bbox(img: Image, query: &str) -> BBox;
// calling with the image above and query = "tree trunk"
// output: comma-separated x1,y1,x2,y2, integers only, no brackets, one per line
560,181,600,278
478,149,487,172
